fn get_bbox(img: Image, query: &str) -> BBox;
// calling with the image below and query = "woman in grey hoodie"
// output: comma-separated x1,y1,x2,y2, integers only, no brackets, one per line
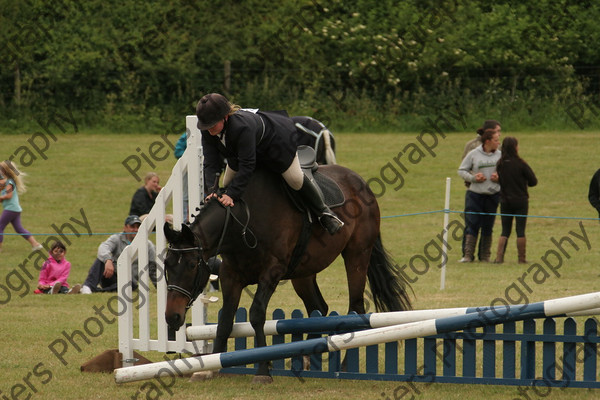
458,129,502,262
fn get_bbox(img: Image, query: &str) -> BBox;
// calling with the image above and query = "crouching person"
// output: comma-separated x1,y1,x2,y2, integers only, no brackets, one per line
81,215,157,294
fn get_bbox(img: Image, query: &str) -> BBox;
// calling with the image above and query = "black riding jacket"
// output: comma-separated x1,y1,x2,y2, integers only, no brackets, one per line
201,110,297,200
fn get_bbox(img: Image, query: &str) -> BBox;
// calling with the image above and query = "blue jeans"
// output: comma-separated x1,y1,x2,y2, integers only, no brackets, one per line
464,191,500,238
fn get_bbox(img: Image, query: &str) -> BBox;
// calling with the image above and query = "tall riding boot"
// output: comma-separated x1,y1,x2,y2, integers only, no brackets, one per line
459,234,476,263
517,237,527,264
297,175,344,235
480,235,493,262
493,236,508,264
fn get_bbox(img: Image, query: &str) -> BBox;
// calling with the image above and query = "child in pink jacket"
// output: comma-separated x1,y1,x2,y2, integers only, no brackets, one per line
35,241,81,294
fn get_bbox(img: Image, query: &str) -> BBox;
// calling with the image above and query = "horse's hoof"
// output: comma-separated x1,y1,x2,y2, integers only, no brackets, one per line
252,375,273,384
189,370,218,382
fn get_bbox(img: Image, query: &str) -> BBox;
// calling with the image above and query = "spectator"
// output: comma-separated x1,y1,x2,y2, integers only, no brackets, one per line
80,215,157,294
462,120,501,160
494,137,537,264
458,129,502,263
0,160,42,252
34,240,81,294
588,168,600,220
129,172,162,220
459,120,501,260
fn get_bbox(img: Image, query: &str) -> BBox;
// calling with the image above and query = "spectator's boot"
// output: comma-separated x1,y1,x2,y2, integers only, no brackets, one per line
480,235,493,262
517,237,528,264
459,234,476,262
493,236,508,264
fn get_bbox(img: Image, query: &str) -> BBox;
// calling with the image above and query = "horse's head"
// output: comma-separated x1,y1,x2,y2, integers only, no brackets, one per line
163,222,211,331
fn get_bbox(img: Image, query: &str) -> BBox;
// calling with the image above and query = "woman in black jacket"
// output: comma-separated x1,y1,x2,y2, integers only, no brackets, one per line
494,137,538,263
196,93,343,235
129,172,161,219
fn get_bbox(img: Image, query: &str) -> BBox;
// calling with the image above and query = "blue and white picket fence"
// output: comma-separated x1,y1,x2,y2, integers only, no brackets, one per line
220,308,600,388
114,292,600,385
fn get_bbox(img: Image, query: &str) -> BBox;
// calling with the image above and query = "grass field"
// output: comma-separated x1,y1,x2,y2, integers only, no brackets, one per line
1,128,599,399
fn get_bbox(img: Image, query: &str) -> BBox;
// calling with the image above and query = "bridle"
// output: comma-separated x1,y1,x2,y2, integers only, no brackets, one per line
165,199,256,309
166,244,209,309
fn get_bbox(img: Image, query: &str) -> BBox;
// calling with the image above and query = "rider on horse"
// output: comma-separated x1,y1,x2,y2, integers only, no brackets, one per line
196,93,344,235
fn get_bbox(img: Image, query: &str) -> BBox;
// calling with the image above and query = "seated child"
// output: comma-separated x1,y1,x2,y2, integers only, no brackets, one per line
34,241,81,294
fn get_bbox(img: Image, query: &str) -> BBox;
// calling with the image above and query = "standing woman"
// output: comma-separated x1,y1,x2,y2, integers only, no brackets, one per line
0,160,43,252
494,137,537,264
196,93,343,234
458,129,502,262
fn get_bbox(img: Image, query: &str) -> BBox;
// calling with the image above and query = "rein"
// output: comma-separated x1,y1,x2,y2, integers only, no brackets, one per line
216,200,257,251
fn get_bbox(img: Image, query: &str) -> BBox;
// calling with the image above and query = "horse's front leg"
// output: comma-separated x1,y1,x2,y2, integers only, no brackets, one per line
249,268,284,383
213,273,243,354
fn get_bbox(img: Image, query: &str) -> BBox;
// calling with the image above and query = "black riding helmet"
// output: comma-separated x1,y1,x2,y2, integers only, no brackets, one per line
196,93,231,130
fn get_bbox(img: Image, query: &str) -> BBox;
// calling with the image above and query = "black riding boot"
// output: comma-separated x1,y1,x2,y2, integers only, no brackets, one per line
297,175,344,235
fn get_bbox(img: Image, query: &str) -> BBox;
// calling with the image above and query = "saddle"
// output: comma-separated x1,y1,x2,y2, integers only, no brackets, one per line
296,145,345,208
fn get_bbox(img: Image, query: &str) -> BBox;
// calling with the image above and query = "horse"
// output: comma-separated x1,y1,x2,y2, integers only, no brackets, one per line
292,116,336,165
193,116,336,293
163,164,412,382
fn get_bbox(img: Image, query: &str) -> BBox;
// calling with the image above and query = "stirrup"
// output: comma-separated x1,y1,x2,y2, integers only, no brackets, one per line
319,213,344,235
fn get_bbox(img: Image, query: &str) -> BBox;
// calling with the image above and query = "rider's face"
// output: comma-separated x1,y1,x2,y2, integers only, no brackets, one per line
207,117,227,136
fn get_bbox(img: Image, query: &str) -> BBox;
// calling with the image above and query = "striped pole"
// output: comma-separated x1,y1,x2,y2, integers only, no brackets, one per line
186,305,600,341
115,292,600,383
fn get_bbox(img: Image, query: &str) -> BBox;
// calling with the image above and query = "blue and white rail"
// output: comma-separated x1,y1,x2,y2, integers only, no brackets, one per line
115,292,600,383
186,304,600,340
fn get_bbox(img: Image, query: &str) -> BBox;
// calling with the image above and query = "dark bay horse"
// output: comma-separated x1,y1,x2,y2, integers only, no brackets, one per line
163,165,412,381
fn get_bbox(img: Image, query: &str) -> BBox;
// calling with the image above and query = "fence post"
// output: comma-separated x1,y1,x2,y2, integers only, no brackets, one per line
440,177,451,290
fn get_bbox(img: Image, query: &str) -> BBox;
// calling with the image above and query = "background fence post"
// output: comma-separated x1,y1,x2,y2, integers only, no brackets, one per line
440,177,451,290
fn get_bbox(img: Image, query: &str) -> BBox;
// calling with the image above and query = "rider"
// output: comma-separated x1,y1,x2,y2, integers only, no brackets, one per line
196,93,344,235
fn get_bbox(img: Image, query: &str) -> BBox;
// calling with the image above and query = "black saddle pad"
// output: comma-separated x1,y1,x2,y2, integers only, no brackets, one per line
313,171,345,208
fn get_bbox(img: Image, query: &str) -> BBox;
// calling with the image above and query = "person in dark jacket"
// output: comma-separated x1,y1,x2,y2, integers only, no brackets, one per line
129,172,161,219
588,169,600,220
494,136,538,264
196,93,343,235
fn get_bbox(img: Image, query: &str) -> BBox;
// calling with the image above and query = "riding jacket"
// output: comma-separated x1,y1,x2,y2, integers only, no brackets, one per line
201,110,297,200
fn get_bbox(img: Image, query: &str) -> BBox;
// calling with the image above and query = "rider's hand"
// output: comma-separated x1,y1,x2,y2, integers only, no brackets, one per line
219,194,234,207
205,193,218,202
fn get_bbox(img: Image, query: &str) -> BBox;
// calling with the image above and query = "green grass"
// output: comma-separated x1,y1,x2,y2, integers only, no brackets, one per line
1,130,599,399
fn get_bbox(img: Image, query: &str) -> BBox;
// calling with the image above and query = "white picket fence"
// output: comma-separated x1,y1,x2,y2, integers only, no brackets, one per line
117,116,211,367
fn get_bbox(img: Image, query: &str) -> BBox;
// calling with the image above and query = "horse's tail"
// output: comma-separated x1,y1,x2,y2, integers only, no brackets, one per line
367,234,413,312
321,128,337,165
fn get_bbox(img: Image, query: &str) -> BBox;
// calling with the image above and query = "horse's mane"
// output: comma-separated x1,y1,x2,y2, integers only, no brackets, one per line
191,197,222,225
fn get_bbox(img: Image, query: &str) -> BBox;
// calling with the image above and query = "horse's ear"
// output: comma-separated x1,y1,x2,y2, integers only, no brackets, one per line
181,223,196,244
163,222,181,244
